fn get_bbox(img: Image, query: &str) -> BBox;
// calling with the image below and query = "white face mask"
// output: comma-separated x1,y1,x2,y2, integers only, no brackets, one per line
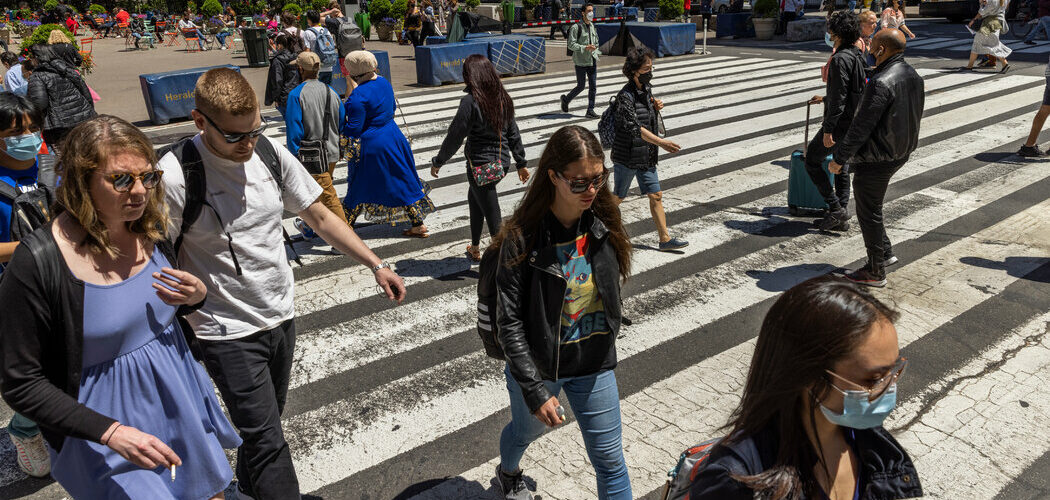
586,11,594,21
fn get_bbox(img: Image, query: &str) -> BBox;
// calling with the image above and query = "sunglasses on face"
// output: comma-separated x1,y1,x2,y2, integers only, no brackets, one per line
197,110,268,143
105,170,163,193
826,356,908,402
556,169,610,194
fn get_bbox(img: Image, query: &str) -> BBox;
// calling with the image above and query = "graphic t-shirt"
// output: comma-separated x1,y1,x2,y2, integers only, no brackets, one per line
0,161,40,244
555,231,609,345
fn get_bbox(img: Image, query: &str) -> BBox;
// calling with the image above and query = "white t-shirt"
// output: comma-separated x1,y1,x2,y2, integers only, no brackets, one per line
159,135,322,340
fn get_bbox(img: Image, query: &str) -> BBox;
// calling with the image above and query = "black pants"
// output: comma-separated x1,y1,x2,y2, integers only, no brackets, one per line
407,29,422,46
549,8,568,38
566,59,597,113
467,172,502,246
804,130,851,211
777,11,796,35
852,160,904,277
198,320,300,500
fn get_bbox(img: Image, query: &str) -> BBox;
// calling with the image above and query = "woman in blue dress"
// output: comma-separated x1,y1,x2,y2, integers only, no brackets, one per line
340,50,435,238
0,116,241,499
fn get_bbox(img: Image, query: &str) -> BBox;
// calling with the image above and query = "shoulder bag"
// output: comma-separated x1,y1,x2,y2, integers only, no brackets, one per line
468,100,506,186
298,87,332,175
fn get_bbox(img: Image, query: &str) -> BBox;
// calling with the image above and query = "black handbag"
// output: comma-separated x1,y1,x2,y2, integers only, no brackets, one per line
297,88,332,175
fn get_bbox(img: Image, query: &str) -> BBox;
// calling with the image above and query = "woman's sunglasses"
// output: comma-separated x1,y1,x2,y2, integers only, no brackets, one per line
556,169,610,194
197,110,268,143
826,357,908,402
106,170,163,193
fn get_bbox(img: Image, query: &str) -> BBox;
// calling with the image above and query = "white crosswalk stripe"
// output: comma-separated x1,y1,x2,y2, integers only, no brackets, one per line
2,51,1048,500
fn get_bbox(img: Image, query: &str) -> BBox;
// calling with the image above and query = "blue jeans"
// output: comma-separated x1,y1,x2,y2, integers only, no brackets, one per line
131,32,154,48
499,365,632,499
216,31,229,47
613,163,661,198
1025,16,1050,42
7,413,40,439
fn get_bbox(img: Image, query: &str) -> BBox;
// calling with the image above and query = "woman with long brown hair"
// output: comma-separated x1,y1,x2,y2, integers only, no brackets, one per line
690,276,922,500
490,125,632,499
432,54,528,261
0,116,240,499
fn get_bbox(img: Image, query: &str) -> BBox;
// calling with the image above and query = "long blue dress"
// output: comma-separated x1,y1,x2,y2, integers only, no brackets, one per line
48,250,241,500
340,76,435,225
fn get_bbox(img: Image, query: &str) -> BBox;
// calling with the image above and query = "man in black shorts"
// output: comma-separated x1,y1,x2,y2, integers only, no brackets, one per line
1018,58,1050,157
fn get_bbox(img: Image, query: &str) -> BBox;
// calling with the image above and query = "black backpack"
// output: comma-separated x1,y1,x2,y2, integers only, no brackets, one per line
476,244,505,360
334,17,364,58
156,136,302,274
0,154,58,243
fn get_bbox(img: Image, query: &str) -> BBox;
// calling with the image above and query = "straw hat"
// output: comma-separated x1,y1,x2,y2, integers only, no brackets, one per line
343,50,378,78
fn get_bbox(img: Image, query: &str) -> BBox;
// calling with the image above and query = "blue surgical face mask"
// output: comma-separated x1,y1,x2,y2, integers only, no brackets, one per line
825,33,835,48
820,383,897,429
2,132,43,162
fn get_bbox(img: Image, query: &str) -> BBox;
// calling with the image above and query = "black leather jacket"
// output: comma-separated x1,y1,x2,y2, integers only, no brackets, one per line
495,210,623,413
264,48,301,108
432,92,528,176
833,54,924,168
822,45,867,137
612,81,658,170
691,423,923,500
26,47,96,133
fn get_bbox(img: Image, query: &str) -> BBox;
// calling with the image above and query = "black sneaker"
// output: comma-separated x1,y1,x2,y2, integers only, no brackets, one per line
1025,39,1037,44
1018,145,1043,158
815,210,849,232
560,95,569,113
844,267,887,287
585,109,600,119
496,465,534,500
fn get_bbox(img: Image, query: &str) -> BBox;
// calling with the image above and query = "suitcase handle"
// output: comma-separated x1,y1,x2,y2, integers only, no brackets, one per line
804,100,811,153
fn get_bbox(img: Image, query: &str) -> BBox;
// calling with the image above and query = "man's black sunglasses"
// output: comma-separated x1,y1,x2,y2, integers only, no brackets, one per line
197,110,268,143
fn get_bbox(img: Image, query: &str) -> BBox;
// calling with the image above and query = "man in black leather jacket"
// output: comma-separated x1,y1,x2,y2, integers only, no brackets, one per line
807,11,866,232
830,29,924,287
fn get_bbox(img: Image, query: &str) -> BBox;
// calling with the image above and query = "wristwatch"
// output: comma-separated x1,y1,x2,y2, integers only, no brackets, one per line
372,262,391,273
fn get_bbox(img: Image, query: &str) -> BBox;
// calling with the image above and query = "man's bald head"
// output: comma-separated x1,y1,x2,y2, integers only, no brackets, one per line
873,28,907,57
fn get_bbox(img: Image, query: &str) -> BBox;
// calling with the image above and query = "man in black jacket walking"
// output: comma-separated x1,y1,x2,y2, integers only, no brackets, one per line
829,29,924,287
808,11,866,232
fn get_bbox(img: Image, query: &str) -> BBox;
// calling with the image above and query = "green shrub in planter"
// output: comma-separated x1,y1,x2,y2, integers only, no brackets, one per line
20,24,79,54
283,2,303,15
310,0,330,11
658,0,682,20
188,1,198,13
44,0,59,11
465,0,481,9
368,0,392,23
390,0,409,21
201,0,223,17
752,0,779,18
89,3,106,14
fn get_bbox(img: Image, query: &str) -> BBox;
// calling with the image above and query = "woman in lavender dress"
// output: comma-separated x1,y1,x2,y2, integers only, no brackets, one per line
0,116,240,499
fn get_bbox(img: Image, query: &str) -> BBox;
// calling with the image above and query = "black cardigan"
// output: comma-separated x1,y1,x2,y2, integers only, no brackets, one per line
0,223,201,451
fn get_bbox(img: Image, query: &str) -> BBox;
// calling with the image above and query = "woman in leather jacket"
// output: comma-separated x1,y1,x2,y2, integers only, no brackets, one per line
264,32,303,118
490,125,633,499
690,276,922,500
431,55,529,262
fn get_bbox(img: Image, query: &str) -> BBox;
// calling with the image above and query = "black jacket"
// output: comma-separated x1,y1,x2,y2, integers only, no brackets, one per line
832,54,924,168
26,47,96,133
822,45,867,137
612,81,658,170
0,223,201,451
495,210,623,413
691,424,923,500
265,48,301,108
432,92,528,176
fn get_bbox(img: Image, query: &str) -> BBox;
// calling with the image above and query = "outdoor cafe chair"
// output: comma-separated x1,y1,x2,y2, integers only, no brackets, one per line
181,28,203,52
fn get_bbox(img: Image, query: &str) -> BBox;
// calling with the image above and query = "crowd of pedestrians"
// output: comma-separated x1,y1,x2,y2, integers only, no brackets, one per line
10,1,1046,499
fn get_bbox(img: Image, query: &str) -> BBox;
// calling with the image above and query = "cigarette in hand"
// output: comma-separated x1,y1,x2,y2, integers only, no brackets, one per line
170,464,176,482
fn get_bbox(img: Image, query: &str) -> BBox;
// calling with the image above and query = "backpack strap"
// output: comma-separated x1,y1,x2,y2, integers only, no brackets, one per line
252,137,304,267
36,154,58,188
171,138,207,258
0,180,17,202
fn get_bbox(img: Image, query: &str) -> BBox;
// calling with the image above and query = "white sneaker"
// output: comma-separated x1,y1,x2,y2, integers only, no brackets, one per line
9,433,51,478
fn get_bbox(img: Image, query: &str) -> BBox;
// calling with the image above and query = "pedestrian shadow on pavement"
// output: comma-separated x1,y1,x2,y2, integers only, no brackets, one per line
395,257,481,281
390,475,542,499
745,263,836,292
973,151,1020,164
771,159,792,170
632,243,686,254
959,256,1050,283
723,214,816,238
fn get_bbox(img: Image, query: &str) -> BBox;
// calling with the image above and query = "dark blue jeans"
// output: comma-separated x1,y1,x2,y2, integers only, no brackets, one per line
500,365,632,499
804,129,851,211
566,59,598,113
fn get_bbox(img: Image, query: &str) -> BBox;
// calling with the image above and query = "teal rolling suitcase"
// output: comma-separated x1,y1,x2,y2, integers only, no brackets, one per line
788,100,834,216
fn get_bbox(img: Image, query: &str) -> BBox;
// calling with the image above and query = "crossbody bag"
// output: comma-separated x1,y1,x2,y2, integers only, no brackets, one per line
468,101,506,186
298,87,332,175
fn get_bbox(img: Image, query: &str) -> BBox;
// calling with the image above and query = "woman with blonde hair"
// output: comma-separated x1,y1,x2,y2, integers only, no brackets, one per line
0,116,240,499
